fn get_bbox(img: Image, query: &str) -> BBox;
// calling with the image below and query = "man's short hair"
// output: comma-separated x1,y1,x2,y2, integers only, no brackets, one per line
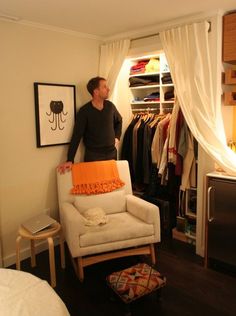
87,77,106,96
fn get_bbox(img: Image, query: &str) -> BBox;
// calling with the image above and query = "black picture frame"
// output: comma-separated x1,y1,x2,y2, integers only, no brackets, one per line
34,82,76,147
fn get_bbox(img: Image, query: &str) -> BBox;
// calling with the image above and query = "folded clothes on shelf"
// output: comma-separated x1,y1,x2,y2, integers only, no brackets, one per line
143,91,160,102
164,90,174,100
130,60,149,75
129,76,159,87
130,58,160,75
145,58,160,73
161,74,173,84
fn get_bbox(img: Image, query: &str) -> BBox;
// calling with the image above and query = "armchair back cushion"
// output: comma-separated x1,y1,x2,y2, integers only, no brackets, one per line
57,160,132,210
74,189,126,215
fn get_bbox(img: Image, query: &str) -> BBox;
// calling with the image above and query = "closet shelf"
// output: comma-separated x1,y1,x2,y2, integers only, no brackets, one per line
172,228,188,242
129,72,160,77
162,100,174,103
186,211,197,219
162,84,174,87
130,84,160,90
185,232,196,240
131,101,160,105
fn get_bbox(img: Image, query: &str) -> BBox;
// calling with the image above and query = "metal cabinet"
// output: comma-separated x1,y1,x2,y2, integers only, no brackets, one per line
205,174,236,268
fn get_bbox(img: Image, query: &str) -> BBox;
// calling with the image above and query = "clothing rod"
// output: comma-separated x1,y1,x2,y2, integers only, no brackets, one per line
131,21,211,42
132,107,173,112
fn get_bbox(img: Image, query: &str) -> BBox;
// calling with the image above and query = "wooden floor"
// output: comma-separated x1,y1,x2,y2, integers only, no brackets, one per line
10,238,236,316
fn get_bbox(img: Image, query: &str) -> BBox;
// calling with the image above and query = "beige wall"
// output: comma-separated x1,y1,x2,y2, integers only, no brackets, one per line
0,21,101,265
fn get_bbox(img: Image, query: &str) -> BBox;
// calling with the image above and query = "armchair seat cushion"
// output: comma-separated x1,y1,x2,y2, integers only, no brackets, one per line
80,212,154,248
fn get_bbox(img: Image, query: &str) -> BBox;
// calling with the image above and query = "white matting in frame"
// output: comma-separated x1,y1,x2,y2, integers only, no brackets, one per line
34,82,76,147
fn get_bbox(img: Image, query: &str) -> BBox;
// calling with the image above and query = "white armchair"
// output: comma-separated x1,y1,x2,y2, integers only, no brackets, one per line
57,160,160,281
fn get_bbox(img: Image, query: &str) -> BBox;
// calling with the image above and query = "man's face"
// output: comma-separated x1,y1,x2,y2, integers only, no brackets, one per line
95,80,110,99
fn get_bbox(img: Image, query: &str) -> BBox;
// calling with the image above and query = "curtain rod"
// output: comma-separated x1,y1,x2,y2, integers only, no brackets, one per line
131,21,211,42
131,33,159,42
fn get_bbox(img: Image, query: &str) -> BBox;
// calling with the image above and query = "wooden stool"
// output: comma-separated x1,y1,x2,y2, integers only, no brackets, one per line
16,222,65,288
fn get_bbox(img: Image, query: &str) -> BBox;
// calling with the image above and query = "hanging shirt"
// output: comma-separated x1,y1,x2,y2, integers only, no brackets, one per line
151,114,171,166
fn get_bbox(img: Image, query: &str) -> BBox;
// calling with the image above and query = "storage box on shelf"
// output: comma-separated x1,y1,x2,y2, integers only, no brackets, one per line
222,12,236,105
223,12,236,64
224,91,236,105
225,68,236,84
223,68,236,105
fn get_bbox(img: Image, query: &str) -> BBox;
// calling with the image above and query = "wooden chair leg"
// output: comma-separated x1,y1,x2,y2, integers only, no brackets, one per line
16,236,22,270
30,239,36,267
59,231,65,269
150,244,156,265
47,237,56,288
77,257,84,282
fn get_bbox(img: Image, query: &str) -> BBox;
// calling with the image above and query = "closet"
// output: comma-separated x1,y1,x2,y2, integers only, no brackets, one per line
120,52,198,247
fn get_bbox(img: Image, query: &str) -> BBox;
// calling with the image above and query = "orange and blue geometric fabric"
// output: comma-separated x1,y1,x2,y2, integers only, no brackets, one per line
107,263,166,303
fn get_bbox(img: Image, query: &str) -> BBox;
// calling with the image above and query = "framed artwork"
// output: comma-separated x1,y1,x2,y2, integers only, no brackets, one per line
34,82,76,147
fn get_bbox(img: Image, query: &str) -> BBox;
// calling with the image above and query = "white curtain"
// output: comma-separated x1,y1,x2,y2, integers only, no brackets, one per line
160,22,236,175
99,39,130,95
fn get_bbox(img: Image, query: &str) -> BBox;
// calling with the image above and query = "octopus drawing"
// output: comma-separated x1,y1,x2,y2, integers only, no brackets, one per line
46,100,68,130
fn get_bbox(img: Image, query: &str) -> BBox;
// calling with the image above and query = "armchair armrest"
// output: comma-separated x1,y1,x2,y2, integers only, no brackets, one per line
126,194,161,241
60,202,87,257
126,194,159,223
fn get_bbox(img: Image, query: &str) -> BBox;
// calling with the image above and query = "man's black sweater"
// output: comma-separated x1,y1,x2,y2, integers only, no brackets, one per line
67,100,122,162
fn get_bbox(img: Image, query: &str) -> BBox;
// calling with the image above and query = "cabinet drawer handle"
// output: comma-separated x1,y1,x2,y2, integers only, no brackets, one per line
207,186,213,222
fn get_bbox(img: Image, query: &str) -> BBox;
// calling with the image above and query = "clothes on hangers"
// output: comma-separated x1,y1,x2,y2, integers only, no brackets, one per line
121,103,198,228
121,111,169,188
121,99,198,222
151,113,171,167
121,115,140,181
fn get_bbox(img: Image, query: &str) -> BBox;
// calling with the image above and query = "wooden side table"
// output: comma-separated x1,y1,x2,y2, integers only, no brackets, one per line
16,222,65,288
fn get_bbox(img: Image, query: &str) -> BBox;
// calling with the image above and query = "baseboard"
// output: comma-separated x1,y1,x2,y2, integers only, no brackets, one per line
3,239,59,267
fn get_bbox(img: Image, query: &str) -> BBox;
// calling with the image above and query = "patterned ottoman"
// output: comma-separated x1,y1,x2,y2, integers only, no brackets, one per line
107,263,166,305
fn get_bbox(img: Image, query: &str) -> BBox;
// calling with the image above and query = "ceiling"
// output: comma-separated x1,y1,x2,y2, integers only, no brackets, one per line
0,0,235,38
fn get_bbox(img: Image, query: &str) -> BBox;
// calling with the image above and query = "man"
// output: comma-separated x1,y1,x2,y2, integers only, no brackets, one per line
58,77,122,173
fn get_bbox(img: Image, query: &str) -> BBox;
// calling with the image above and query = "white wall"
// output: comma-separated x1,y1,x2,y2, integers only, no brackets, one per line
0,20,101,266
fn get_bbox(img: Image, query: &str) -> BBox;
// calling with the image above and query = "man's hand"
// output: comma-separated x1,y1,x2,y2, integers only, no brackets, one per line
115,138,120,150
57,161,72,174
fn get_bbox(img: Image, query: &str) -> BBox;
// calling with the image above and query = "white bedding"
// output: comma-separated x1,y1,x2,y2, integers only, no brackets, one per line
0,268,70,316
